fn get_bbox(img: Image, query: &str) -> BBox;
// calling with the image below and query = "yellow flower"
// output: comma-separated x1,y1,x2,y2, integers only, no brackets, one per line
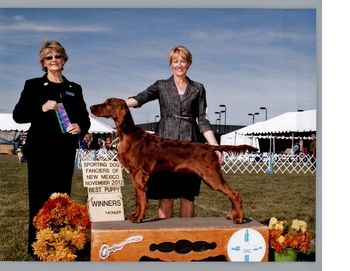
268,217,278,229
50,192,69,200
35,228,56,242
275,221,286,231
300,222,308,233
277,235,285,244
32,193,90,261
59,225,87,250
269,217,286,231
291,219,308,233
269,217,312,254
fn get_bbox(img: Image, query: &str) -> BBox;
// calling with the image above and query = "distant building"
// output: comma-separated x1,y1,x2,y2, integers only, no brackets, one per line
136,122,245,143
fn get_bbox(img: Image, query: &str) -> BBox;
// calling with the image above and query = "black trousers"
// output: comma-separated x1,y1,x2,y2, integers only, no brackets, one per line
26,147,76,255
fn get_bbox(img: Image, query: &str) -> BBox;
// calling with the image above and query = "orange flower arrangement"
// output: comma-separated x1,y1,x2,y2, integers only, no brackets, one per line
32,193,90,261
268,217,313,254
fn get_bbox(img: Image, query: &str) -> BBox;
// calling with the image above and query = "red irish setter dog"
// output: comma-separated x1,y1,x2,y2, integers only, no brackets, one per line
90,98,257,223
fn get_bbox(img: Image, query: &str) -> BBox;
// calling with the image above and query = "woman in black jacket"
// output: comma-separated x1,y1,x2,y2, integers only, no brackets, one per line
126,45,222,219
13,40,90,256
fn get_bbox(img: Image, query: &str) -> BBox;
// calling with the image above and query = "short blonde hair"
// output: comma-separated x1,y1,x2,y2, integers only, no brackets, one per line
168,45,192,66
39,40,68,72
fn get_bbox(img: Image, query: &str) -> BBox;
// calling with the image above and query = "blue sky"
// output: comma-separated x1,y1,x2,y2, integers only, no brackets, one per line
0,8,317,126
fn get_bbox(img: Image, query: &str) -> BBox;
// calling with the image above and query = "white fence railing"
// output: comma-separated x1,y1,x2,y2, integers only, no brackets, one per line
221,152,316,174
76,149,316,174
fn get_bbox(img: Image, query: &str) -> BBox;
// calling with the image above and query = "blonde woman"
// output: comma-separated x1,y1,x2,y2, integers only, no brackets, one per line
126,45,221,219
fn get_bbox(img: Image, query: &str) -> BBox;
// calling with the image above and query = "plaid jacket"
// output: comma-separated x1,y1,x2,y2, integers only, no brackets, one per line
131,76,212,142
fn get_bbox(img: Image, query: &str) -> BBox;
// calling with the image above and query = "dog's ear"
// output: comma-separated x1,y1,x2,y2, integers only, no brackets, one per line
112,99,128,120
118,102,127,118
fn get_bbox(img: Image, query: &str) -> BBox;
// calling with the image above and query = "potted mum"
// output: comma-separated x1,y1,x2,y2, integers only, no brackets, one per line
268,217,313,261
32,193,90,261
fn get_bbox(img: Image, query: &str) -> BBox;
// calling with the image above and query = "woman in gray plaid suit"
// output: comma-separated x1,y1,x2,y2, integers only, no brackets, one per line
126,45,221,218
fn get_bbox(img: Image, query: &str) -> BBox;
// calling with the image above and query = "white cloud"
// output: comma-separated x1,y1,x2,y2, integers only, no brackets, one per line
13,15,25,21
0,15,109,32
0,22,108,32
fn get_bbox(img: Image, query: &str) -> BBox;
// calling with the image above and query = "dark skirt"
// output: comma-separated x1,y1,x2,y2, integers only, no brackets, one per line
25,146,76,255
146,172,201,201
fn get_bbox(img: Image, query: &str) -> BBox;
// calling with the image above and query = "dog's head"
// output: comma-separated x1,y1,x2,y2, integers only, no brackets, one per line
90,98,128,120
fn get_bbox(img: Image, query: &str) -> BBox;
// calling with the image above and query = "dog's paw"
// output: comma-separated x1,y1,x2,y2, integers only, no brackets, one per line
225,211,244,224
128,213,142,223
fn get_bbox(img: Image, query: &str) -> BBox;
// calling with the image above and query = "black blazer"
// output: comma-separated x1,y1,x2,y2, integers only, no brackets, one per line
131,76,212,142
13,74,91,152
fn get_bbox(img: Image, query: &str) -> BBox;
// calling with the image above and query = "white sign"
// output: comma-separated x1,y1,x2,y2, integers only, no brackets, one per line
88,193,124,222
82,161,124,187
82,160,125,222
226,228,266,262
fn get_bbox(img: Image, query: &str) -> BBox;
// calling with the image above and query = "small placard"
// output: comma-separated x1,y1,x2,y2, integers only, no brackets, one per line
82,161,124,187
88,193,124,222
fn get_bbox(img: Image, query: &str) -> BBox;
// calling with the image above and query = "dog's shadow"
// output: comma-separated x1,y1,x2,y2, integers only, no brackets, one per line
137,217,253,224
241,217,252,224
140,218,165,223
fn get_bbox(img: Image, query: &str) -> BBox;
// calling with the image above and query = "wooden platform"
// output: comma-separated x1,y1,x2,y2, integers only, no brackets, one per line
91,217,269,262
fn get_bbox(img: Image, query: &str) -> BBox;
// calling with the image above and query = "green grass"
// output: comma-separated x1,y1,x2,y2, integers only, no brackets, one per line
0,154,316,261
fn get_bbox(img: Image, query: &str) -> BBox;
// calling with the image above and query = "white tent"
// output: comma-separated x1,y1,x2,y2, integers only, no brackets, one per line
88,116,115,134
0,113,30,132
0,113,114,143
220,132,260,150
0,113,29,143
233,110,316,135
221,110,316,152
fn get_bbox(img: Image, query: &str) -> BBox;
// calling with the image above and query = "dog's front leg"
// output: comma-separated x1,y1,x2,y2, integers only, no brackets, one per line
128,171,148,223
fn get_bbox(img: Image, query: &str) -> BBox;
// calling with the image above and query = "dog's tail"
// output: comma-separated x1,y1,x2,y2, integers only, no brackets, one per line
212,144,258,154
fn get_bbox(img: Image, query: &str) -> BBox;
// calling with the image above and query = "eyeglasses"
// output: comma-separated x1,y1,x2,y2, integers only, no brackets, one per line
44,55,63,61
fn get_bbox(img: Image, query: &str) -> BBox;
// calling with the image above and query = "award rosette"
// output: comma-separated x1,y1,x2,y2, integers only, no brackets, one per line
55,103,71,133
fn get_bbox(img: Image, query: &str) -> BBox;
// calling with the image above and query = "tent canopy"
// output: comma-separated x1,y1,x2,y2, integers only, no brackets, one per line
220,110,316,152
0,113,114,143
220,132,260,150
0,113,29,143
234,110,316,135
0,113,30,132
88,116,115,134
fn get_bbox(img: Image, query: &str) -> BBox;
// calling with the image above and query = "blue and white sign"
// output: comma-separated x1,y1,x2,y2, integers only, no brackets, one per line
227,228,266,262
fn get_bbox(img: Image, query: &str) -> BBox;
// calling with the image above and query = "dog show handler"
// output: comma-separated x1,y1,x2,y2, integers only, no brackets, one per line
125,45,222,219
13,40,91,256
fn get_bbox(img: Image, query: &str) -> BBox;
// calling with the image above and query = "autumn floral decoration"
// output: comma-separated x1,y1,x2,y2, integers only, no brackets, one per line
268,217,313,254
32,193,90,261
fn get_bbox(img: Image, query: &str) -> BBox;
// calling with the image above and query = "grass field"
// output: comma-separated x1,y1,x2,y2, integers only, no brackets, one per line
0,154,316,261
